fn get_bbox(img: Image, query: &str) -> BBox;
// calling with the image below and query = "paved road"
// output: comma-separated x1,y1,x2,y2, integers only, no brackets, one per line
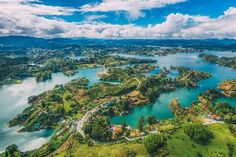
76,111,91,138
134,78,141,88
76,101,113,138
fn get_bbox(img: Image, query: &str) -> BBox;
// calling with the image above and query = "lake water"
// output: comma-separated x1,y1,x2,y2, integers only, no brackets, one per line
111,52,236,127
0,68,102,153
0,51,235,152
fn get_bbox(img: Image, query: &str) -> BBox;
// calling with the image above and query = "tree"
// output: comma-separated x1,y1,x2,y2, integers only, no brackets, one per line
139,76,160,102
65,94,72,101
120,99,129,112
137,116,145,132
122,122,127,132
147,115,156,125
49,93,63,103
5,144,18,157
144,134,166,154
146,88,158,102
224,114,236,124
84,116,112,141
184,123,214,144
227,143,234,157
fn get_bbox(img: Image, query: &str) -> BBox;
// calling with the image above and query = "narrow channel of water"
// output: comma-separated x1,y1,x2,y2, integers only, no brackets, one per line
111,52,236,127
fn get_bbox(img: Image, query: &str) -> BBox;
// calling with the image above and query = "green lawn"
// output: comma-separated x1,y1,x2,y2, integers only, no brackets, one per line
54,123,236,157
54,141,149,157
167,123,236,157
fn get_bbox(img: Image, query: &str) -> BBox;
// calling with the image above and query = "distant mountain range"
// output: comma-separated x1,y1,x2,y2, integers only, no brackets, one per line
0,36,236,55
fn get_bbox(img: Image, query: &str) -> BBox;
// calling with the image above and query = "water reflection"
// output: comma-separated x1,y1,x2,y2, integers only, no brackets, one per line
0,68,102,152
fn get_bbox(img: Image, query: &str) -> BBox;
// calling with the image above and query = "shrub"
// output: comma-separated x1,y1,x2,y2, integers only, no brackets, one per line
126,150,137,157
143,134,166,154
227,143,234,157
184,123,213,144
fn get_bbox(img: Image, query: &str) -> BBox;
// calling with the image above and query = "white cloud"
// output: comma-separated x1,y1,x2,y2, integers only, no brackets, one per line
0,0,77,16
151,13,189,38
80,0,186,20
189,15,211,23
84,15,107,21
181,8,236,39
72,10,236,39
0,0,236,39
224,7,236,16
0,0,78,37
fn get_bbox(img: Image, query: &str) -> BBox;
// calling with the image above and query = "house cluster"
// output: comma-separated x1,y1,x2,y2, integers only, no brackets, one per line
201,103,209,110
109,124,144,140
93,96,113,105
199,101,222,121
109,124,159,141
83,101,114,124
205,114,222,121
110,125,123,140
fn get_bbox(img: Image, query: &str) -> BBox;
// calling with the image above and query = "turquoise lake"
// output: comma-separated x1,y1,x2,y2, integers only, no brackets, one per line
111,52,236,127
0,51,235,152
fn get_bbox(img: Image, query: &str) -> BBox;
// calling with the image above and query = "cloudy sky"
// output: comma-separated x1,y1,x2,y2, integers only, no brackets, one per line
0,0,236,39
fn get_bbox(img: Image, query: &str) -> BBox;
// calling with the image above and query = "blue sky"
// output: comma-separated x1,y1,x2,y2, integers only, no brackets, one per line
0,0,236,39
41,0,236,25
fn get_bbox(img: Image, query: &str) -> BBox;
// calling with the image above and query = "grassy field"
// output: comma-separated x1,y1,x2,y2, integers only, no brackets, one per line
167,123,236,157
53,123,236,157
54,141,149,157
1,122,235,157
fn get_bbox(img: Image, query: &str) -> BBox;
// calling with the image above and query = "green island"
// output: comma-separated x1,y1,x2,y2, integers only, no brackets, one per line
218,80,236,97
199,53,236,69
1,45,197,86
0,53,156,85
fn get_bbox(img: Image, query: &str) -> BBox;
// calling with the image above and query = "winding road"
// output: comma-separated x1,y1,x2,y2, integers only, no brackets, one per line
76,101,113,138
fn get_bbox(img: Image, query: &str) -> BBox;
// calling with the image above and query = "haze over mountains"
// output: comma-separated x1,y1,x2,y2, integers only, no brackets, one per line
1,36,236,55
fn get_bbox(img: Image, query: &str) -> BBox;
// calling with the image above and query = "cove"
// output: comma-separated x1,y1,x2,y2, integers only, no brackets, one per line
0,68,102,153
111,52,236,128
